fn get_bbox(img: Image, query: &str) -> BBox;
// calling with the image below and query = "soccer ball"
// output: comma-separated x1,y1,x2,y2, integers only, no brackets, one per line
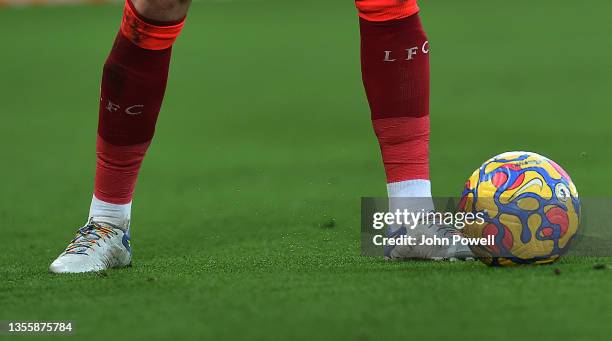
458,151,580,266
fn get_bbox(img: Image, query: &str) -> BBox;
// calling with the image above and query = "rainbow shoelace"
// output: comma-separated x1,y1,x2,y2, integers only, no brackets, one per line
63,221,118,256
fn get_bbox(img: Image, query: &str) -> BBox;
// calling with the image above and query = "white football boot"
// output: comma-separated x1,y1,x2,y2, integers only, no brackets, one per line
49,219,132,273
384,222,474,261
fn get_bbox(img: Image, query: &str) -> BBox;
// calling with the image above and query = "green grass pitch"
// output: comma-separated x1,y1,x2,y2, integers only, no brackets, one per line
1,0,611,339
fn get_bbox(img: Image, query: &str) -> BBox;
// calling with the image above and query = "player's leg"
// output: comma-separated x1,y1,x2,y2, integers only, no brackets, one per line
50,0,191,273
357,0,429,199
356,0,471,259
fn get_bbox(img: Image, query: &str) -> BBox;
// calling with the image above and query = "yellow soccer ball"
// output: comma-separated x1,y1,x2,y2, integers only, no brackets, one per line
458,152,580,266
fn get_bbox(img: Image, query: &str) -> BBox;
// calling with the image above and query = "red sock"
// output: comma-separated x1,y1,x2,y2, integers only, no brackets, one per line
358,11,430,183
95,0,185,204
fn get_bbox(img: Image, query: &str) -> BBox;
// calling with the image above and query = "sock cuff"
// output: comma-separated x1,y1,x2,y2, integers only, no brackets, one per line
94,135,151,205
89,195,132,230
387,179,432,197
372,116,430,138
373,116,430,183
120,0,186,50
356,0,419,22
